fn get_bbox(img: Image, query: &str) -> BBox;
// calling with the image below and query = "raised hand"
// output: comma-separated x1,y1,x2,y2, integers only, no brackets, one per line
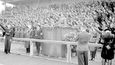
0,23,6,31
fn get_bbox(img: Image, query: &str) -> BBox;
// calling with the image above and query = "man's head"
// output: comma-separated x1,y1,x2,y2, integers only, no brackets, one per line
86,29,90,33
7,25,11,29
110,23,115,28
102,30,112,38
27,24,32,29
37,25,41,30
81,27,86,32
81,27,90,33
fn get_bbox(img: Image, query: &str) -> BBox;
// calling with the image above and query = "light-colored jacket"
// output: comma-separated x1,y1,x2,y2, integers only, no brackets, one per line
89,32,100,51
76,31,91,51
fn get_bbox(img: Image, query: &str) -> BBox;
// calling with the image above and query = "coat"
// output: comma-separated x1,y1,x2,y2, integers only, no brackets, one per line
0,24,13,51
89,32,99,51
30,29,43,39
76,31,91,51
101,32,115,60
24,29,31,48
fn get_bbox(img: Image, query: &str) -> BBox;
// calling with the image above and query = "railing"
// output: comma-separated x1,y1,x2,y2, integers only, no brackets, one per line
0,37,102,63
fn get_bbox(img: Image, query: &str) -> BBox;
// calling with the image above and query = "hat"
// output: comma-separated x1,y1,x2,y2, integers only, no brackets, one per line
102,31,111,38
7,25,11,29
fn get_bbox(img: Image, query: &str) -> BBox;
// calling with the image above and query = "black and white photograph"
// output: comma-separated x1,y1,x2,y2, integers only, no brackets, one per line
0,0,115,65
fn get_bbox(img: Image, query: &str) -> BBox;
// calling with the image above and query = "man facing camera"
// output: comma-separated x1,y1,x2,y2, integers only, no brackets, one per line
0,24,13,54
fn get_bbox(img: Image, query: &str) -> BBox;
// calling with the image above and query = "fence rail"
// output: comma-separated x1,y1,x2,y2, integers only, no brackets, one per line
0,37,102,63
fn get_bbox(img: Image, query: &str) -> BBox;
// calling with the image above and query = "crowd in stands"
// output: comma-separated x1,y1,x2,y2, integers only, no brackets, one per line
1,0,115,33
0,0,115,65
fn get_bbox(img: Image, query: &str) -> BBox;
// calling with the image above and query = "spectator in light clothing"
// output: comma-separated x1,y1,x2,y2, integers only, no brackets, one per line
76,29,91,65
25,25,33,53
89,32,99,61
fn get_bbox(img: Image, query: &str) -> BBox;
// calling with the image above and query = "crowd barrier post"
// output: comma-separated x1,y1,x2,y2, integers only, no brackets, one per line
30,40,34,56
67,44,71,62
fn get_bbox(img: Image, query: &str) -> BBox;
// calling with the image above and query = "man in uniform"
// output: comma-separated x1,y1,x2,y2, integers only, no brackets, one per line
0,24,13,54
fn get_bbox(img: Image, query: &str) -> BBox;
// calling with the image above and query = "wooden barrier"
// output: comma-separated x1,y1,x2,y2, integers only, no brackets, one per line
0,37,102,63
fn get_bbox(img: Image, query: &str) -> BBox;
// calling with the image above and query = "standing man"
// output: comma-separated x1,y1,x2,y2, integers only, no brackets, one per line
76,29,91,65
35,25,43,55
25,24,32,53
0,24,13,54
89,32,99,61
30,25,43,55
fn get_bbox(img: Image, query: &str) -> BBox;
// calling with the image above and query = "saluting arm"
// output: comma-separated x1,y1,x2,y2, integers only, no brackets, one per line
93,27,102,35
0,24,6,32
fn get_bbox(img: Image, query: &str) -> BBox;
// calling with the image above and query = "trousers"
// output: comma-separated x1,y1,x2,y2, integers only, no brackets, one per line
35,42,41,54
4,36,11,53
90,48,97,59
77,51,88,65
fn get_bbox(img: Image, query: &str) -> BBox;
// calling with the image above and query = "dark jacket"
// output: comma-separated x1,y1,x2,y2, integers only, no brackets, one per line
101,32,115,60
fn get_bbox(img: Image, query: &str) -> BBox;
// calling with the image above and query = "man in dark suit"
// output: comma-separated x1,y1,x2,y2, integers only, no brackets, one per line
35,26,43,55
30,26,43,55
0,24,13,54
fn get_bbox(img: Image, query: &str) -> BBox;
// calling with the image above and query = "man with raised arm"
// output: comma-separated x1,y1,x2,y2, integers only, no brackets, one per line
0,23,13,54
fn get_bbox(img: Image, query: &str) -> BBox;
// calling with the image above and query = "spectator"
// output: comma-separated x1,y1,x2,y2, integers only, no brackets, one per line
100,30,115,65
35,25,43,55
29,25,43,55
25,25,32,53
76,28,91,65
89,32,99,61
0,24,13,54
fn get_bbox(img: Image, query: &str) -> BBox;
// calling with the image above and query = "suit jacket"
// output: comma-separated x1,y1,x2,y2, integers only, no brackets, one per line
0,24,13,38
30,29,43,39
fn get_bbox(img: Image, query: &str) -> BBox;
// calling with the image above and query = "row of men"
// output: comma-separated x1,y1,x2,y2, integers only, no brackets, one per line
0,24,43,55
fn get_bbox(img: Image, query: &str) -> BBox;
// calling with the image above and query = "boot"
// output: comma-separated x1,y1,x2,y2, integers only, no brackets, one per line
26,48,30,53
4,49,8,54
